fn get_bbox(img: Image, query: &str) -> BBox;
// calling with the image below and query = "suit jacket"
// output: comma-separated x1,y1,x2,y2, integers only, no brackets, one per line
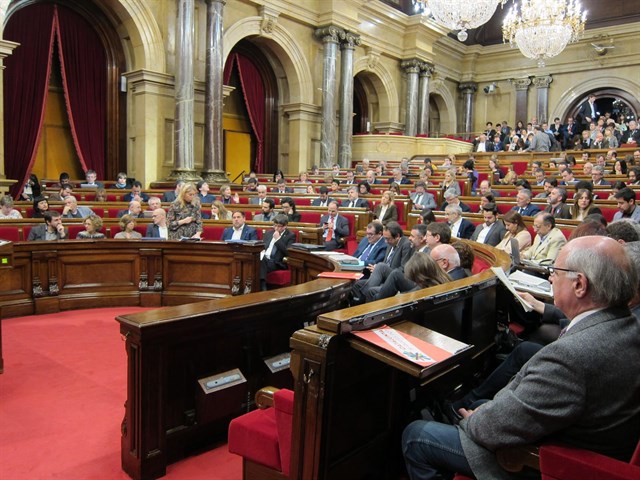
262,228,295,269
117,209,143,219
311,197,335,207
197,194,216,204
473,140,494,152
471,221,506,247
448,266,468,281
341,198,370,210
253,212,276,222
382,236,414,271
621,128,640,144
162,191,177,203
320,213,349,250
410,192,437,211
123,192,150,203
451,218,475,240
459,307,640,479
145,223,168,239
27,224,68,241
249,197,265,205
511,204,541,217
545,203,572,219
387,177,410,185
271,186,294,194
353,236,387,266
576,99,598,129
373,204,398,224
221,224,259,241
521,227,567,262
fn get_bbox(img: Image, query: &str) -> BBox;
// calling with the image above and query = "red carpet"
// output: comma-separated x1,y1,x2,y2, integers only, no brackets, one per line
0,308,242,480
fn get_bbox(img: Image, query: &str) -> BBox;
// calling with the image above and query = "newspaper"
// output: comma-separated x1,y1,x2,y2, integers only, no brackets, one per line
490,267,534,312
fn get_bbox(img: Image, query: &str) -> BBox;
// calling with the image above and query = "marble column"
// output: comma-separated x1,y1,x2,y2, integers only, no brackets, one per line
459,82,477,139
202,0,228,184
0,39,19,187
401,59,421,137
337,31,360,169
512,77,531,127
417,63,434,136
533,75,553,125
315,26,343,168
171,0,200,181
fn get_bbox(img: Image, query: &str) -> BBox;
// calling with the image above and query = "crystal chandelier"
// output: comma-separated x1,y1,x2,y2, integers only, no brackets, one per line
413,0,507,42
503,0,587,68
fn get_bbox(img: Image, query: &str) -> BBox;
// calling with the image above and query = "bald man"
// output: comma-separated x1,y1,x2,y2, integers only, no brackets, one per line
145,208,168,239
430,244,467,281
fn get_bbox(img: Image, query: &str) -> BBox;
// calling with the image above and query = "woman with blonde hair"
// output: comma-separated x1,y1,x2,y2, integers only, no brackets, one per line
167,182,202,240
495,210,531,255
373,191,398,225
440,168,461,196
76,214,105,239
114,214,142,239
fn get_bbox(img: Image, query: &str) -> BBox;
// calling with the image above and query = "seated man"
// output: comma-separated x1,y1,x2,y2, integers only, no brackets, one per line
352,221,387,277
48,183,73,202
27,210,68,241
221,211,258,241
342,186,369,209
62,196,94,219
440,189,471,213
123,180,150,203
272,178,293,194
250,185,268,205
259,214,295,291
470,203,505,247
445,205,475,240
410,182,437,211
117,200,143,218
162,180,184,203
253,198,276,222
145,208,169,239
320,201,349,251
142,197,163,218
311,186,334,207
511,189,540,217
430,243,468,280
613,187,640,222
403,236,640,480
544,187,572,219
521,212,567,263
83,169,104,188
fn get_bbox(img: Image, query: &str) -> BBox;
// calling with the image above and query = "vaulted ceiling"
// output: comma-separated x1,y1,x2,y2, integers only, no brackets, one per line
386,0,640,46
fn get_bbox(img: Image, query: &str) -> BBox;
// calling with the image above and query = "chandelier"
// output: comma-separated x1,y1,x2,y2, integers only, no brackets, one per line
503,0,587,68
413,0,507,42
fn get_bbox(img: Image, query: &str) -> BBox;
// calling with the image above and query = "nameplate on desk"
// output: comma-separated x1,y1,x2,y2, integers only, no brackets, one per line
198,368,246,394
264,353,291,373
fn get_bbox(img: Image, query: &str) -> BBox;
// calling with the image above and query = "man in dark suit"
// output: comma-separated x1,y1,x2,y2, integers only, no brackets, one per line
388,168,410,185
320,201,349,251
117,200,144,218
259,214,295,290
27,211,68,241
511,189,541,217
403,236,640,480
311,186,334,207
544,187,572,219
472,133,493,153
145,208,168,239
221,211,258,241
562,116,577,148
123,181,150,203
445,205,475,240
591,165,611,186
341,186,369,210
430,243,468,280
575,93,598,131
352,222,387,275
470,204,506,247
621,119,640,145
162,180,183,203
271,178,293,194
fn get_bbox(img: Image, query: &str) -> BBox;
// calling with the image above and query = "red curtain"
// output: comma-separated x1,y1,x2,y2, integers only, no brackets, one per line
4,4,56,198
56,5,107,180
224,52,266,173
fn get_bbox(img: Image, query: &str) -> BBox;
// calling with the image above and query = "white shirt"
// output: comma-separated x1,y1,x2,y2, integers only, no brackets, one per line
449,218,462,237
476,223,492,244
232,226,244,240
566,307,605,333
158,225,168,239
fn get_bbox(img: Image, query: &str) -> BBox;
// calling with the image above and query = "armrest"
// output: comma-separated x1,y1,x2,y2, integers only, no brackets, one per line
255,386,280,409
497,445,540,472
540,445,640,480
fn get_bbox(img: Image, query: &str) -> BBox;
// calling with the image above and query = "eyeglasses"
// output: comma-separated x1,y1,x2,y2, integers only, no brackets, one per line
545,266,579,277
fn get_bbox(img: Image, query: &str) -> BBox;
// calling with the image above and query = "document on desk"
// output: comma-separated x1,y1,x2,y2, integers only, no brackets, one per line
490,267,534,312
509,270,553,296
352,325,457,367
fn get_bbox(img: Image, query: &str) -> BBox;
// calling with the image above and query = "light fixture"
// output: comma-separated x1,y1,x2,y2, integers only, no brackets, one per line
413,0,507,42
502,0,587,68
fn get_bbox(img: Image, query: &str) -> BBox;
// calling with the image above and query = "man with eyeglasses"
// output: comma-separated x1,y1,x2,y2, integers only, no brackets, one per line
352,222,387,278
521,212,566,264
259,214,295,291
430,243,467,281
403,236,640,480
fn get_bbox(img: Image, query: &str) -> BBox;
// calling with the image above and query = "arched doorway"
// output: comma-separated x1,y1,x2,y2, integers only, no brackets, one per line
567,88,639,125
4,0,126,195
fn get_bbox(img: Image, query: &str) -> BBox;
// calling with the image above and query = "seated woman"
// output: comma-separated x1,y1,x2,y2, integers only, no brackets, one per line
31,195,49,218
388,182,402,195
305,184,316,194
219,185,240,205
280,197,301,223
0,195,23,219
203,200,231,220
495,211,532,255
440,168,461,196
94,187,108,202
373,191,398,225
22,173,42,201
114,214,142,240
571,188,602,221
358,181,371,196
76,214,106,239
298,171,311,184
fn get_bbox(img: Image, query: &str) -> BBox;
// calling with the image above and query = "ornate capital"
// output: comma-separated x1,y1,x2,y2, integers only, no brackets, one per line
420,63,435,77
364,47,380,71
315,25,344,44
258,5,279,36
533,75,553,89
340,31,361,50
511,77,532,91
401,59,422,74
459,82,478,94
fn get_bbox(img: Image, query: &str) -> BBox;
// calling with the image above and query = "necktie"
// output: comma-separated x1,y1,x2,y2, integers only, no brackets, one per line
326,218,333,241
386,247,395,265
415,195,422,207
360,243,373,262
350,201,355,208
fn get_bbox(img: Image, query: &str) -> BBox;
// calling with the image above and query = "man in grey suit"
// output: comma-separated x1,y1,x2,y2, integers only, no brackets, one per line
410,181,437,211
27,211,68,241
403,236,640,479
470,203,505,247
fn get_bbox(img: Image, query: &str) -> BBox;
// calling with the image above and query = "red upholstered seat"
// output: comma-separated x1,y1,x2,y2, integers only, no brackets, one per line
228,388,294,477
266,270,291,287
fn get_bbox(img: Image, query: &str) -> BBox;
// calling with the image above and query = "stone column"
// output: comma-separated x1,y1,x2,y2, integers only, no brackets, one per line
533,75,552,125
337,31,360,169
512,77,531,127
171,0,199,181
0,39,19,186
459,82,477,139
417,63,434,136
401,59,421,137
315,25,343,168
202,0,228,184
